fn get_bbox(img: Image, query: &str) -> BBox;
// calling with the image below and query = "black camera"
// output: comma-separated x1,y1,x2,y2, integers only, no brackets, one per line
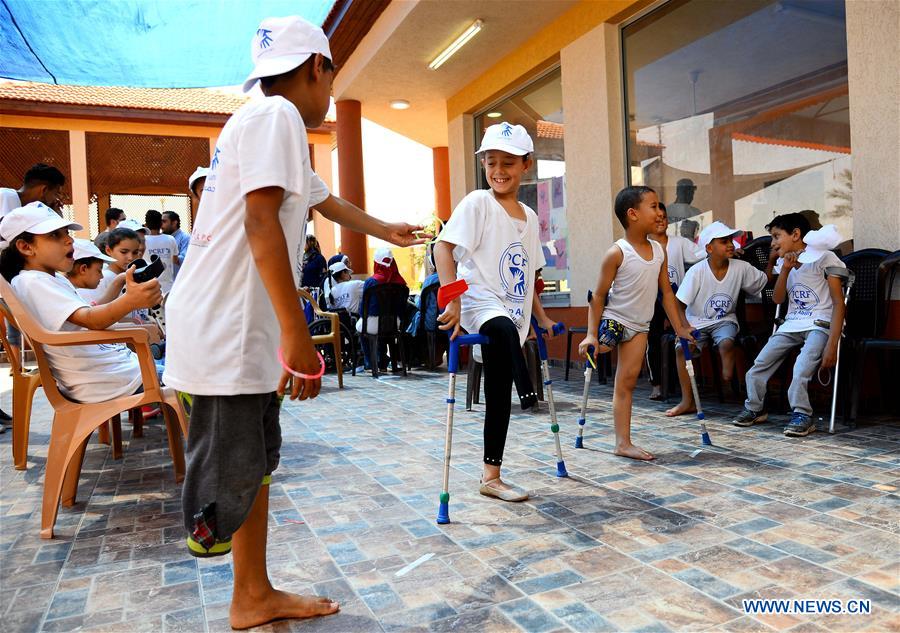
129,255,165,283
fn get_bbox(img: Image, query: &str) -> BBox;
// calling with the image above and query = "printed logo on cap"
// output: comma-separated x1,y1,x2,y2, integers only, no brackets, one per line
500,123,513,138
257,28,274,49
788,283,819,316
704,293,733,320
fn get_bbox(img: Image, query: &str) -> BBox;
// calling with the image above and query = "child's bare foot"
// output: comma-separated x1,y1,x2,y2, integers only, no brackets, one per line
230,589,339,630
665,401,696,417
649,386,662,401
614,443,655,460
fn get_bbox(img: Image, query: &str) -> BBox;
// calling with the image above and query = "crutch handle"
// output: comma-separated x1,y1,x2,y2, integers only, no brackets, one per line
437,279,469,309
679,330,701,361
531,317,565,361
448,333,488,374
585,345,597,369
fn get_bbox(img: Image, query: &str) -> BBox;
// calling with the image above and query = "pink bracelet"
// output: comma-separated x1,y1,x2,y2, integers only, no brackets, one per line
277,348,326,380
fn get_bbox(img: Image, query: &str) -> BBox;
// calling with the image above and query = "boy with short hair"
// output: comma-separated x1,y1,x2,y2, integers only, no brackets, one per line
733,215,846,436
163,16,424,629
161,211,189,277
327,260,364,314
67,238,124,305
143,210,179,293
94,207,127,252
579,186,693,460
666,222,767,417
0,163,65,219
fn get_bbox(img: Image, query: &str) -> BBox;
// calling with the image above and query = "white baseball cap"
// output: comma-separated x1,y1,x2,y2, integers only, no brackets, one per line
695,221,742,257
73,238,115,262
374,247,394,266
242,16,332,93
799,224,843,264
117,219,148,233
476,122,534,156
329,261,352,275
188,166,210,194
0,202,82,246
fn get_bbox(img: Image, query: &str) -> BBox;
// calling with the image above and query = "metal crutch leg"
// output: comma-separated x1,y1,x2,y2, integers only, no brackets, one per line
575,350,595,448
532,318,568,477
824,266,854,434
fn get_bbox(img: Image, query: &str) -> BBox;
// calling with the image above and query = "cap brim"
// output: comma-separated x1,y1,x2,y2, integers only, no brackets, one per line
475,141,531,156
75,251,115,262
32,217,83,234
242,53,314,93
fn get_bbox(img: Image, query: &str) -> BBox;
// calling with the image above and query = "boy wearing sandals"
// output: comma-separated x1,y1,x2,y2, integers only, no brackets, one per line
163,16,424,629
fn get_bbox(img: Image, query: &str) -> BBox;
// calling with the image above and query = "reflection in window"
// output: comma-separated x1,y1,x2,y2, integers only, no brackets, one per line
623,0,850,248
474,68,569,294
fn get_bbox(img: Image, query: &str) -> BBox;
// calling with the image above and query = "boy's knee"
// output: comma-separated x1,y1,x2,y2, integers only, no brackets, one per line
718,338,735,353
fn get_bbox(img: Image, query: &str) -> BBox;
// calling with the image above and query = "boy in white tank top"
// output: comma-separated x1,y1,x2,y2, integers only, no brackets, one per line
579,187,694,460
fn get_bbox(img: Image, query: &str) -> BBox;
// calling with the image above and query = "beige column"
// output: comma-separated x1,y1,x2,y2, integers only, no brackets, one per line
560,23,626,306
311,142,337,258
447,114,475,208
68,130,90,238
847,0,900,250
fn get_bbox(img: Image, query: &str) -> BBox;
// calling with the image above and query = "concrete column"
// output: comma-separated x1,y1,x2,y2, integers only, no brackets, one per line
432,146,451,222
847,0,900,250
448,114,476,208
68,130,90,238
311,142,337,259
335,99,369,272
560,22,626,306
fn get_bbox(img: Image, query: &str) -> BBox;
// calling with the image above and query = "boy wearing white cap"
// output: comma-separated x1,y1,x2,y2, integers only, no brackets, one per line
666,222,767,417
327,260,364,314
162,16,424,627
0,203,161,403
436,122,558,501
66,238,125,305
734,213,846,436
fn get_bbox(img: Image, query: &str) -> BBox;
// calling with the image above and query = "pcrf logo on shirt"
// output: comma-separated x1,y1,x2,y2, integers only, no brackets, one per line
704,293,733,320
499,242,528,303
667,265,677,284
788,283,819,317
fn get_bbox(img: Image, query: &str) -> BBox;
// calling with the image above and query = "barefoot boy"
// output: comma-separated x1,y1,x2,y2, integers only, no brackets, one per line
579,186,693,460
666,222,767,417
163,16,424,629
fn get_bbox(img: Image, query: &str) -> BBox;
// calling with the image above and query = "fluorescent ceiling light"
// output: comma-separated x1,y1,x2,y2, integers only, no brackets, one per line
486,111,502,118
429,19,483,70
390,99,410,110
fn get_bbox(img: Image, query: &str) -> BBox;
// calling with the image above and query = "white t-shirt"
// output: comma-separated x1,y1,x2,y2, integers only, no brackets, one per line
76,267,117,305
0,188,22,219
330,280,365,314
664,235,702,288
602,238,665,332
677,258,768,330
779,251,845,334
163,96,330,395
438,190,545,345
11,270,141,403
143,233,178,293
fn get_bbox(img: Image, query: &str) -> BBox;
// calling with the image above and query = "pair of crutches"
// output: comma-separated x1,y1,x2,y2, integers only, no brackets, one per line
435,279,568,524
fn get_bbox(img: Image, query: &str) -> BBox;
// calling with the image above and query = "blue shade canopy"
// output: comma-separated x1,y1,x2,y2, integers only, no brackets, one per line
0,0,336,87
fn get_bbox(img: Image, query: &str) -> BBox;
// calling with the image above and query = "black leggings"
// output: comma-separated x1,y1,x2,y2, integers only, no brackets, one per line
479,316,536,466
646,297,667,387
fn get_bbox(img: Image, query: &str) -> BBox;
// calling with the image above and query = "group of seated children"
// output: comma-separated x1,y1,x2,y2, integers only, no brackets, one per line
0,202,163,402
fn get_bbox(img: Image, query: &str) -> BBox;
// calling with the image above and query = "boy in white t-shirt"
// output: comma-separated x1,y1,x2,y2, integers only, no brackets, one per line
666,222,767,417
733,215,846,437
326,261,364,314
436,122,557,502
0,203,161,404
66,238,125,305
143,210,179,293
578,187,693,460
162,16,425,629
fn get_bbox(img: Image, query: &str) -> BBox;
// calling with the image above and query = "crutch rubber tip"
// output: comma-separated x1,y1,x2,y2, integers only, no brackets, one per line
574,436,584,449
556,461,569,477
701,433,712,446
436,502,450,524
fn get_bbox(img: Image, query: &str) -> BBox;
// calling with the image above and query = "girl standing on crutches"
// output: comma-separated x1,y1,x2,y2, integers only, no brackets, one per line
434,122,558,503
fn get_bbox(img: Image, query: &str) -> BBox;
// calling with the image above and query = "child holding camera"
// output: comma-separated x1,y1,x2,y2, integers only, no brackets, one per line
0,202,162,402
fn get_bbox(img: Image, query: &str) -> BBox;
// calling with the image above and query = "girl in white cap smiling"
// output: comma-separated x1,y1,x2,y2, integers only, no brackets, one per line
435,122,558,502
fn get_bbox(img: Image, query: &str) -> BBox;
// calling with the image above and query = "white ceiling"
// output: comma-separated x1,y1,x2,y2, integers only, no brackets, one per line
333,0,578,148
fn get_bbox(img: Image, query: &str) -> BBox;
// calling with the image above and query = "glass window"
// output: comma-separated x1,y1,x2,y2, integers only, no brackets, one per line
474,68,569,296
623,0,850,247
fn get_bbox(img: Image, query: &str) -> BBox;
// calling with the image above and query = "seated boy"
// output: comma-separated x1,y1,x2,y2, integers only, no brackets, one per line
68,238,125,305
666,222,767,416
733,215,846,436
326,260,364,315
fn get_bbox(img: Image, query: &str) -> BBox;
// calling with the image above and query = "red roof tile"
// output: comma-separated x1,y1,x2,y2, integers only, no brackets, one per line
0,81,249,115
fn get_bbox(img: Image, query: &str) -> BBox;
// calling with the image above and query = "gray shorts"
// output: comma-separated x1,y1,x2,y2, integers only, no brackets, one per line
181,392,282,540
682,320,738,350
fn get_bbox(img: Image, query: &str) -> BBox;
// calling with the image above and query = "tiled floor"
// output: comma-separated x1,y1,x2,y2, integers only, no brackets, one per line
1,364,898,632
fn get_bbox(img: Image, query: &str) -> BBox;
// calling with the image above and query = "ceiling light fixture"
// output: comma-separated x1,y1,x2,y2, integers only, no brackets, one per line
390,99,411,110
486,111,502,118
429,19,483,70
